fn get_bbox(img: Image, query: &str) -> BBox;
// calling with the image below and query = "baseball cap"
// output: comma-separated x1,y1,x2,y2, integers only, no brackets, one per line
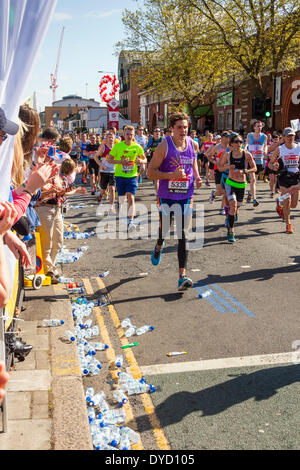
221,131,230,137
215,135,221,139
283,127,295,137
0,107,19,135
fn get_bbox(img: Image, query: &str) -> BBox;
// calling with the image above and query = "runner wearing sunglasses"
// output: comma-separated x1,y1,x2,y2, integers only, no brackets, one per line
218,135,256,242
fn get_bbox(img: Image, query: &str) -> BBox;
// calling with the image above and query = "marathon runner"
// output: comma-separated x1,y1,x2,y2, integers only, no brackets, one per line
264,132,281,197
201,132,215,186
206,131,230,213
218,134,256,242
86,134,100,195
245,121,268,206
147,127,163,194
108,125,147,232
268,127,300,234
94,130,116,213
80,132,89,184
135,125,147,182
147,111,202,291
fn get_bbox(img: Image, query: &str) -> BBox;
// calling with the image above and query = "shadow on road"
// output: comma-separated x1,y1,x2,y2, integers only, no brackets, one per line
130,364,300,432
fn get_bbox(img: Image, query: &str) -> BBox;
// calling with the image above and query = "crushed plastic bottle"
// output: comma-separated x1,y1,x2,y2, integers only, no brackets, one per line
101,408,126,425
58,277,74,284
67,287,85,294
199,290,211,298
115,355,123,368
99,271,110,278
90,342,109,351
135,325,155,336
119,426,140,444
125,325,136,338
42,319,64,327
121,317,132,328
126,381,156,396
113,390,128,408
65,330,76,342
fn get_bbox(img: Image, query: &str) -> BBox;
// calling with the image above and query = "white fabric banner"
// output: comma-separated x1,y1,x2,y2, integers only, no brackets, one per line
0,0,57,202
0,0,57,298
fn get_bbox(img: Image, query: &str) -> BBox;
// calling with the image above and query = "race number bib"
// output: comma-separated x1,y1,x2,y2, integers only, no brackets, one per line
168,178,189,194
123,162,135,174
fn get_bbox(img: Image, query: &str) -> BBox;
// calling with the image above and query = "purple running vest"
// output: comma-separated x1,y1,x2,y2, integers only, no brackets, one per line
157,136,195,200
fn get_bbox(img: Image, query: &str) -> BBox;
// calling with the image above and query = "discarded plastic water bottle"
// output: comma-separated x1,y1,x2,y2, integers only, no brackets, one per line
277,193,291,203
101,408,126,425
87,406,96,423
99,271,110,278
84,342,96,356
85,387,95,405
119,426,140,444
199,290,211,299
93,393,109,412
65,330,76,342
90,342,109,351
115,355,124,368
113,390,128,407
67,287,84,294
125,325,136,338
42,319,64,327
136,325,155,336
119,434,131,450
126,381,156,396
58,277,74,284
79,319,93,329
121,317,132,328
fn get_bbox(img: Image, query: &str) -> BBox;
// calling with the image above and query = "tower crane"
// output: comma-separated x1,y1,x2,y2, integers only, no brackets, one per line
50,26,65,103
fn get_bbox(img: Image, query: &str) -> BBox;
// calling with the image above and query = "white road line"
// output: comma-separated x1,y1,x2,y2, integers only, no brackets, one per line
135,352,297,376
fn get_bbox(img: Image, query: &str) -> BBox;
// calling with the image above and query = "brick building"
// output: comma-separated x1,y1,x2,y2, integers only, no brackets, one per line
44,95,100,129
118,51,142,127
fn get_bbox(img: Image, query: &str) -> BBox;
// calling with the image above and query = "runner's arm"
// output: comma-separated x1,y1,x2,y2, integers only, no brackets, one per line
245,152,257,173
268,148,280,169
206,144,217,163
217,152,230,172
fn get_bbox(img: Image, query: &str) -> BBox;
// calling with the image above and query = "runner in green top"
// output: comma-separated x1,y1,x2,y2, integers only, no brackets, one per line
218,135,256,243
108,126,146,232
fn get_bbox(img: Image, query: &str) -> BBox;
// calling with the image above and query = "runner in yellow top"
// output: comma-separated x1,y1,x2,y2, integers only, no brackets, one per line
108,125,147,232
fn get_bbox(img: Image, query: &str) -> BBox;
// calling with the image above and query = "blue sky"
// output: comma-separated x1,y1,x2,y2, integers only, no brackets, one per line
23,0,139,111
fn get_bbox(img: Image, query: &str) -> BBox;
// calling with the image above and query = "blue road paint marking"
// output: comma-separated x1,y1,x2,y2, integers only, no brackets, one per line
212,284,256,318
193,282,256,318
193,284,227,313
195,282,239,314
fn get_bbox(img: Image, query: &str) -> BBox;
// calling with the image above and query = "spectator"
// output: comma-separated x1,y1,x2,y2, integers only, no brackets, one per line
0,361,9,405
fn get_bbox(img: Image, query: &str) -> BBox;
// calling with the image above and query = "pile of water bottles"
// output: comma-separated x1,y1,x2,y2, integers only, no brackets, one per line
56,245,89,264
63,231,95,240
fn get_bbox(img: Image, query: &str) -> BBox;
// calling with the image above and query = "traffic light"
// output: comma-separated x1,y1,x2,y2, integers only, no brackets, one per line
252,97,264,119
265,98,272,118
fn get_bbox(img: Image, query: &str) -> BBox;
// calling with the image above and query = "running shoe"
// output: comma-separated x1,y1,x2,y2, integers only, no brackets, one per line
286,224,293,234
91,190,95,195
209,189,216,204
270,192,274,198
151,242,164,266
220,208,226,215
246,192,252,203
178,275,193,291
205,180,210,187
227,231,236,243
253,199,259,207
127,220,136,233
276,200,284,218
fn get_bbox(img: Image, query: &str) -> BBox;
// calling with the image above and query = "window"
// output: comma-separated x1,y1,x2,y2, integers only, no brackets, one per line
226,110,232,129
218,111,224,131
234,109,241,130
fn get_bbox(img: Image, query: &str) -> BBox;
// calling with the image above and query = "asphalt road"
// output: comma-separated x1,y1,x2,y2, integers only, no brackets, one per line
61,176,300,450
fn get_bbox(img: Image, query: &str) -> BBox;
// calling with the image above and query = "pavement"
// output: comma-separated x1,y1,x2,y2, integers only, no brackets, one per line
1,175,300,450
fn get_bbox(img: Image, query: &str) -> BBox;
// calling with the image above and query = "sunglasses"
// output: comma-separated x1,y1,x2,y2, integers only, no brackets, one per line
0,132,8,141
233,140,243,144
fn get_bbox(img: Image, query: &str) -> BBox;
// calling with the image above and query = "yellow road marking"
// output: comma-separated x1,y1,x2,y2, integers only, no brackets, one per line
96,277,171,451
82,278,143,450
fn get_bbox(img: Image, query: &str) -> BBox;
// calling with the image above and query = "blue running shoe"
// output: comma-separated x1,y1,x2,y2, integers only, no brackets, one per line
178,275,193,291
227,231,236,243
151,242,164,266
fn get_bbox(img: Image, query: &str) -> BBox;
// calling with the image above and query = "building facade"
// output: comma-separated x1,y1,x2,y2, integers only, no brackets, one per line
44,95,100,129
118,52,142,127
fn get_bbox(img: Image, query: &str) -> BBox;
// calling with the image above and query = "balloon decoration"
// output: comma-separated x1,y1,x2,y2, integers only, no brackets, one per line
99,74,120,103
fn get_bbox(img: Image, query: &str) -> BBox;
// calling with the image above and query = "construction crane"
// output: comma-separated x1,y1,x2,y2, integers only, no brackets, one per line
50,26,65,103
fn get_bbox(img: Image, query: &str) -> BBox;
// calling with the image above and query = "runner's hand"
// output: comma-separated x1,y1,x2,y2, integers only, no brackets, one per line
172,167,186,179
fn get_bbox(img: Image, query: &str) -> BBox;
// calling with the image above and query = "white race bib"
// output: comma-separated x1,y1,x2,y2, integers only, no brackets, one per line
168,178,189,194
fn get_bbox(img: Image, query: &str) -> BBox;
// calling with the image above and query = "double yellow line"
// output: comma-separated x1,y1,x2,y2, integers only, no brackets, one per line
82,277,170,451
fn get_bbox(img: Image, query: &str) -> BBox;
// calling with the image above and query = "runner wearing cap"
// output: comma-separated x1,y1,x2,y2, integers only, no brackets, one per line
245,121,268,206
218,135,256,242
268,128,300,234
147,111,202,291
206,131,230,213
